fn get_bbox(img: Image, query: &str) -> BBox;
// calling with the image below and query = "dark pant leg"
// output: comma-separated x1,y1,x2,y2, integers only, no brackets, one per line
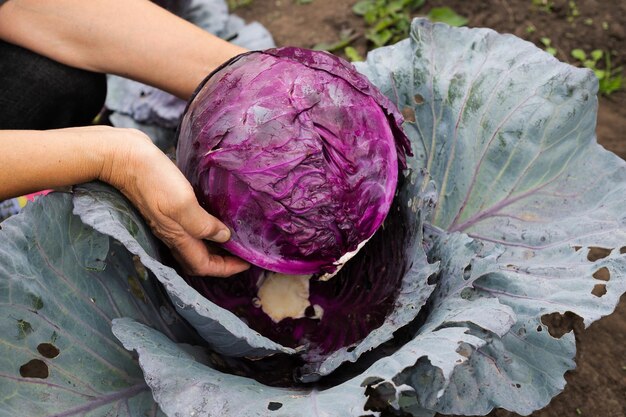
0,40,107,129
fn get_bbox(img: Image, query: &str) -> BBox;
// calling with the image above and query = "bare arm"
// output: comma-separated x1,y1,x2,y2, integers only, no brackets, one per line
0,1,250,276
0,127,250,277
0,0,247,99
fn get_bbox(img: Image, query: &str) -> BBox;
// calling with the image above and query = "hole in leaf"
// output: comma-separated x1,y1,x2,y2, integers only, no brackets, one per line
515,383,521,388
573,246,582,252
587,247,612,262
19,359,48,379
456,343,472,358
347,346,356,353
401,106,416,123
541,312,584,338
536,325,542,332
621,246,626,254
460,287,474,300
37,343,60,359
364,382,396,412
593,267,610,282
360,376,384,387
463,264,472,280
267,402,283,411
427,272,439,285
414,94,424,104
592,284,607,297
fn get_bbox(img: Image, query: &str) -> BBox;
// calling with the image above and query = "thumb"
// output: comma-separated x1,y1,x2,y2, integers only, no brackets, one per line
173,201,231,243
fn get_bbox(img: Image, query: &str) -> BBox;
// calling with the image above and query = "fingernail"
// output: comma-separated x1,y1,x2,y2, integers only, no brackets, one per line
214,229,231,242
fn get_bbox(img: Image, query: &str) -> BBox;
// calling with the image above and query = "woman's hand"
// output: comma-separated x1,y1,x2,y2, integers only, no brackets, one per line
0,126,250,277
101,128,250,277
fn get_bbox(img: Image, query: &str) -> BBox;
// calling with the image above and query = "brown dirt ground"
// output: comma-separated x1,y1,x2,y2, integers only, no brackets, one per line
237,1,626,416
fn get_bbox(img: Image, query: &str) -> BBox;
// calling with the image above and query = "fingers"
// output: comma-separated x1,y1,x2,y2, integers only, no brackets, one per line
171,234,250,278
105,132,248,277
172,197,232,243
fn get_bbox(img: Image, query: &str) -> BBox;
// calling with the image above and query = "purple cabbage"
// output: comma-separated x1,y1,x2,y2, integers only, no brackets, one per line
177,47,411,274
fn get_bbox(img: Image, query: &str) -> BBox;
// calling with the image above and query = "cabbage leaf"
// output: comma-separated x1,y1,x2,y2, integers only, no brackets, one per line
0,193,168,416
356,19,626,414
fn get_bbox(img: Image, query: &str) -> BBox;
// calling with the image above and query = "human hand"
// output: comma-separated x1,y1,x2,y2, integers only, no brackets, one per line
99,128,250,277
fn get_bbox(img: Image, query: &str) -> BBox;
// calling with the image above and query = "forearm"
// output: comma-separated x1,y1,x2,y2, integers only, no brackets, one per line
0,0,246,99
0,126,248,276
0,128,115,200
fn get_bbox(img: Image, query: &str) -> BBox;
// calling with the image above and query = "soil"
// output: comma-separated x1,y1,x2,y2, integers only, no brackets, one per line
236,1,626,416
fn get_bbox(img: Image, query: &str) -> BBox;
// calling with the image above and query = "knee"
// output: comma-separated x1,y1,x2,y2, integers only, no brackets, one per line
0,41,107,130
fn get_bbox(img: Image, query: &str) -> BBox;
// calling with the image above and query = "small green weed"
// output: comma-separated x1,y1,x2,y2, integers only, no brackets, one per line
567,1,580,23
540,37,557,56
531,0,553,13
313,29,361,52
352,0,466,47
316,0,466,58
352,0,425,47
344,46,365,62
427,7,468,27
228,0,252,10
571,48,623,95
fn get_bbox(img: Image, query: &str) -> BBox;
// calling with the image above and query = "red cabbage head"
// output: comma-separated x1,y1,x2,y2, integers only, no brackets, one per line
176,47,411,275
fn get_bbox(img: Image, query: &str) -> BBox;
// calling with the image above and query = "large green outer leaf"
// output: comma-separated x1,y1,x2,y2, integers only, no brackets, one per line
401,230,519,411
421,231,576,415
359,22,600,233
0,193,166,417
419,231,513,336
357,19,626,415
73,183,295,358
112,317,489,417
